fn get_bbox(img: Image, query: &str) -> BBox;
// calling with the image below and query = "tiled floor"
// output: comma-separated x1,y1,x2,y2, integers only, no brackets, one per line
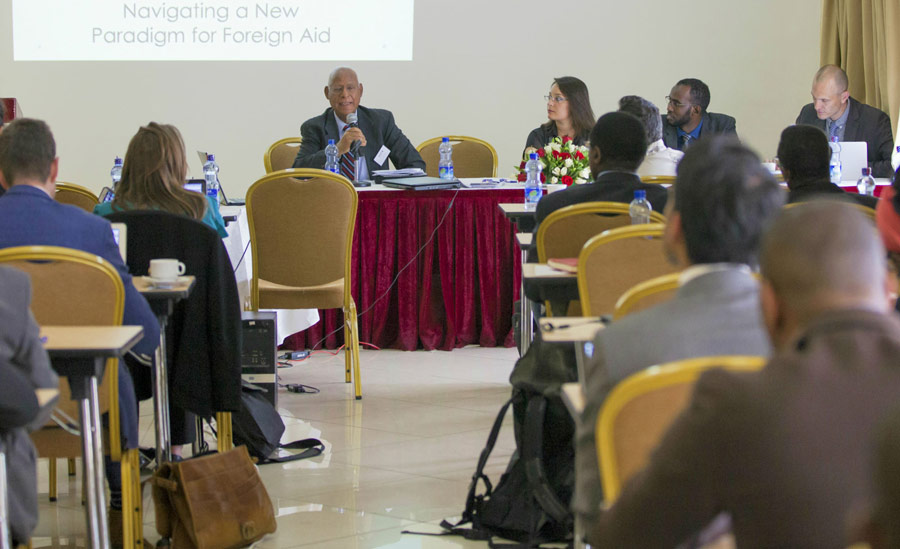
32,346,523,548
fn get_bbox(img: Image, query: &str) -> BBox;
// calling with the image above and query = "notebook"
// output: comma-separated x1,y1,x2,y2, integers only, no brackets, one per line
836,141,869,186
381,176,460,191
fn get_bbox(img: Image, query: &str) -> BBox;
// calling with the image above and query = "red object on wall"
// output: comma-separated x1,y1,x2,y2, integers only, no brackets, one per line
1,98,21,123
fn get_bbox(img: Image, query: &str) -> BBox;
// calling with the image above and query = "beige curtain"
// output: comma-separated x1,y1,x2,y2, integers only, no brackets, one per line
820,0,900,134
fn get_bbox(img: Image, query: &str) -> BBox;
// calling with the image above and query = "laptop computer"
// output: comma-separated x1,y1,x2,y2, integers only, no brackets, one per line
110,223,127,262
836,141,869,186
183,178,207,194
381,176,461,191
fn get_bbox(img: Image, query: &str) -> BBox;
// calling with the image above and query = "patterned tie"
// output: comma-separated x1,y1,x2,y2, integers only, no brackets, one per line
829,122,841,142
681,134,693,150
340,124,355,180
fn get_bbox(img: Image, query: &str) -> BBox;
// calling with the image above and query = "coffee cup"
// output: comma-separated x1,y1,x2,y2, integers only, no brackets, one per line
149,259,186,282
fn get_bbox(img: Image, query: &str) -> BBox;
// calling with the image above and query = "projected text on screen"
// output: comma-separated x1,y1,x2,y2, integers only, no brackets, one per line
13,0,414,61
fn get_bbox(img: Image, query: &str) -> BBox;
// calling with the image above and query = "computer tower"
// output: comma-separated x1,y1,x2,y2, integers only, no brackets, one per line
241,311,278,407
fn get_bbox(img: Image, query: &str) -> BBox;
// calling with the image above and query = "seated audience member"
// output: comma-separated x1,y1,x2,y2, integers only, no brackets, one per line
796,64,894,177
778,124,877,207
854,405,900,549
524,76,595,155
618,95,683,177
0,265,59,546
292,67,425,178
0,100,4,199
574,136,783,523
528,111,668,262
93,122,228,237
661,78,736,150
0,118,159,543
876,166,900,255
588,200,900,548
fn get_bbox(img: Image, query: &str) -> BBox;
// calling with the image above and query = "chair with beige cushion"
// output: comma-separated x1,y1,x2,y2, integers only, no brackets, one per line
55,182,99,213
596,355,766,503
577,223,678,317
246,168,362,399
416,136,498,178
0,245,142,548
613,272,682,320
264,137,303,174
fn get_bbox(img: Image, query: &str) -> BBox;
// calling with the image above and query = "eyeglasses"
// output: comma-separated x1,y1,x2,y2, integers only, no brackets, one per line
665,96,689,108
544,95,567,103
330,85,359,95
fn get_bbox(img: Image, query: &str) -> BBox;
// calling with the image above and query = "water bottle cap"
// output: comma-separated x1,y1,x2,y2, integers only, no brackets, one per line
114,157,122,165
442,137,450,143
634,190,646,199
862,167,870,176
207,153,215,161
328,139,335,145
831,136,838,143
529,153,538,160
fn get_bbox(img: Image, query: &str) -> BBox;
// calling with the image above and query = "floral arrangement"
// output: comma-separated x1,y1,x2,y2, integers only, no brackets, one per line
516,136,591,186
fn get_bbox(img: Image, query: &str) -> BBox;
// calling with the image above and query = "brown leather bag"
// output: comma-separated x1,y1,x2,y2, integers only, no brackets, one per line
151,445,277,548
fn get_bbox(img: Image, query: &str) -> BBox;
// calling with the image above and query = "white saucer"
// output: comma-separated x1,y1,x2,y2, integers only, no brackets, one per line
147,276,178,288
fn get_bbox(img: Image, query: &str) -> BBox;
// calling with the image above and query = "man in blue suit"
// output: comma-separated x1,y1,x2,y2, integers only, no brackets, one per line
0,118,159,542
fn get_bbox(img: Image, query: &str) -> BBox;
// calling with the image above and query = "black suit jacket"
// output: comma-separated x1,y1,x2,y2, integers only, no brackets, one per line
527,171,668,262
796,97,895,177
590,309,900,548
292,105,425,173
662,111,737,151
786,176,878,208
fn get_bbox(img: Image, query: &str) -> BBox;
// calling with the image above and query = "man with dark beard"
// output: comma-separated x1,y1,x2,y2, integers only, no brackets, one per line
661,78,737,150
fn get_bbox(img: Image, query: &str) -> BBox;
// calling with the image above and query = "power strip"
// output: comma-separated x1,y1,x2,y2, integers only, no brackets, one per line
278,350,310,360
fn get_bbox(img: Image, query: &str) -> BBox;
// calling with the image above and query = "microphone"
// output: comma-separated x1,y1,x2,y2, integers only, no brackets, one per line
346,112,361,154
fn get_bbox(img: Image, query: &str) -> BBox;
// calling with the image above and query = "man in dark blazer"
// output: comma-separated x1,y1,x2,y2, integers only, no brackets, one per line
528,111,668,262
778,124,878,207
0,265,59,546
661,78,737,151
574,136,783,524
292,67,425,179
588,200,900,548
0,119,159,532
795,65,894,177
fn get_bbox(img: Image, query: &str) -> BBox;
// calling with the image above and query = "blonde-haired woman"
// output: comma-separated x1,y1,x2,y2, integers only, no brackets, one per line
94,122,227,237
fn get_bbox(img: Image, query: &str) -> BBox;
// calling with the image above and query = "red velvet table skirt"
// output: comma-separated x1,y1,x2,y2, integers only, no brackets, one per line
282,188,526,351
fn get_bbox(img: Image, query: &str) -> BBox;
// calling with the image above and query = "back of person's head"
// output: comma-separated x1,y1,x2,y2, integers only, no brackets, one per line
760,201,887,323
546,76,595,140
618,95,662,143
777,125,830,183
867,405,900,549
676,78,711,111
0,118,56,186
0,100,5,129
673,136,783,266
114,122,206,220
590,112,647,171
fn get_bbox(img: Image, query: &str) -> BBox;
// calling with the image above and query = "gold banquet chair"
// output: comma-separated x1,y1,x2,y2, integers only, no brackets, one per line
264,137,303,173
613,272,682,320
0,246,142,548
577,223,678,317
417,135,498,178
596,355,766,503
55,182,100,213
537,202,665,316
640,175,676,185
246,168,362,399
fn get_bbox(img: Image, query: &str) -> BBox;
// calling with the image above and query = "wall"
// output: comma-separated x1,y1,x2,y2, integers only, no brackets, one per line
0,0,822,195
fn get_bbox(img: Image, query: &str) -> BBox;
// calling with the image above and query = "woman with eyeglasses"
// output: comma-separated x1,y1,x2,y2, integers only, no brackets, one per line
523,76,595,157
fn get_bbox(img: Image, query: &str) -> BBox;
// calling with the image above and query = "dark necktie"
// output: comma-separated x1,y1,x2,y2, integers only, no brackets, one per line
340,124,355,180
681,134,693,150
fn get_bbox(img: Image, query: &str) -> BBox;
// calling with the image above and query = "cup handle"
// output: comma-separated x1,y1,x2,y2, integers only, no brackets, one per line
177,262,186,275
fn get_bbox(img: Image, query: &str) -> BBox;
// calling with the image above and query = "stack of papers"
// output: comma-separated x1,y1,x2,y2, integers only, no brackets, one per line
371,168,425,177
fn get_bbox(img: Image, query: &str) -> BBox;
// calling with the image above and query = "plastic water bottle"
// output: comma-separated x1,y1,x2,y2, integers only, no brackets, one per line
110,157,123,187
829,137,842,184
523,153,542,210
629,190,652,224
203,153,220,202
324,139,340,174
438,137,454,179
857,167,876,196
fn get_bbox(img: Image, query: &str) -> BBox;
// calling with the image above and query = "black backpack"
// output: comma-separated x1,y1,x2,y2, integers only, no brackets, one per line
418,335,578,547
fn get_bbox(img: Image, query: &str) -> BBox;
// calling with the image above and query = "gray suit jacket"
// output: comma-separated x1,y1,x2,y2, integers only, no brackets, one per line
796,96,895,177
573,267,771,518
0,266,58,544
661,111,737,151
292,105,425,172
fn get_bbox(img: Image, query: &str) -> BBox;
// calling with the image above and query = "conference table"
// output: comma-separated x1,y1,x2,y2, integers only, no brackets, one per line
41,325,144,549
282,180,531,351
